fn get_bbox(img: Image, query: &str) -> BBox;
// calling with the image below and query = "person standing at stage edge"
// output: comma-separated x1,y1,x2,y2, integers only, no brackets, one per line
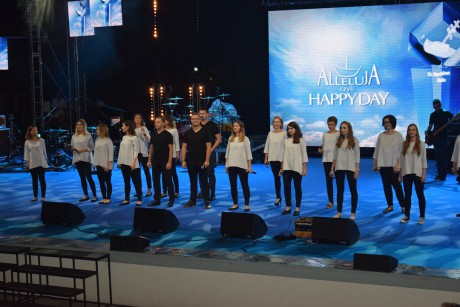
373,115,405,214
198,107,222,201
147,115,175,207
24,125,48,203
426,99,454,181
181,113,212,209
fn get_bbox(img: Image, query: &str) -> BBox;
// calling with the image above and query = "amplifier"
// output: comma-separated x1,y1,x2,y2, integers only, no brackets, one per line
295,217,313,238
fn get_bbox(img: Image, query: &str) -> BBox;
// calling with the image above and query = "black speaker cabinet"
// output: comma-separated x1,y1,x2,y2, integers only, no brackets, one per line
41,201,85,226
311,217,360,245
133,208,179,233
110,236,150,252
353,253,398,272
0,128,10,157
220,212,268,239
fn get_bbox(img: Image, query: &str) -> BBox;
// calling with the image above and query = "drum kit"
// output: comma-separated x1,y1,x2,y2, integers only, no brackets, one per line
41,128,73,170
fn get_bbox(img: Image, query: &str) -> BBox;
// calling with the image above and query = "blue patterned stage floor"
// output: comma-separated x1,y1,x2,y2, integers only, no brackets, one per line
1,158,460,274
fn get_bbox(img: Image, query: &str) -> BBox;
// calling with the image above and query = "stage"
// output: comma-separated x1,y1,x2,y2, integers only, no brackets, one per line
1,157,460,305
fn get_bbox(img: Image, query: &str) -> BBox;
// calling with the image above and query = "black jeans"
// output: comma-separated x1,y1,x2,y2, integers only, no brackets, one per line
152,162,174,202
228,167,250,205
323,162,334,203
403,174,426,219
282,170,302,208
188,165,209,202
120,165,142,202
138,154,152,190
75,161,96,197
379,167,404,207
269,161,282,199
30,166,46,198
96,166,112,200
335,170,358,213
433,136,448,179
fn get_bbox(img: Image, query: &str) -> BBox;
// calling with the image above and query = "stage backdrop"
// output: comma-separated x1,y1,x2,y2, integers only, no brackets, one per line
269,2,460,146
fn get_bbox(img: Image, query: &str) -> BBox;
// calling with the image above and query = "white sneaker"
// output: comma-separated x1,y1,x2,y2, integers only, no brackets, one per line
333,213,342,218
400,216,409,223
418,217,425,225
349,213,355,220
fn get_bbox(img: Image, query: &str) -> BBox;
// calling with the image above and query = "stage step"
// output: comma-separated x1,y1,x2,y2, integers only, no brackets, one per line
12,264,96,279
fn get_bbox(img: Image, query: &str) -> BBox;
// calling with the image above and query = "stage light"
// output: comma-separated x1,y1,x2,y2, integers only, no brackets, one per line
152,0,158,39
193,66,198,72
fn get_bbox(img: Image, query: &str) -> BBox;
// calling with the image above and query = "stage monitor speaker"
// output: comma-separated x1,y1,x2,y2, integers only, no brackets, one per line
110,235,150,252
220,212,268,239
353,253,398,272
41,201,85,226
133,208,179,233
311,217,360,245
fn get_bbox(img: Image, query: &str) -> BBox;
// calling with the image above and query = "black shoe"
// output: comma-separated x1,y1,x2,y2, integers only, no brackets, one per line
204,201,211,209
160,193,167,198
79,196,90,202
120,200,130,206
148,200,161,207
210,195,216,201
293,210,300,216
274,199,282,206
434,175,441,180
136,201,142,206
91,197,98,202
183,200,196,208
228,205,239,211
197,192,203,199
281,209,291,215
145,192,152,197
174,193,179,199
244,206,250,212
167,200,174,207
456,177,460,184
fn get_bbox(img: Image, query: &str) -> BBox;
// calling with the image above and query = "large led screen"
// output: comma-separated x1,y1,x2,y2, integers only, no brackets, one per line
269,2,460,146
0,37,7,70
68,0,95,37
89,0,123,27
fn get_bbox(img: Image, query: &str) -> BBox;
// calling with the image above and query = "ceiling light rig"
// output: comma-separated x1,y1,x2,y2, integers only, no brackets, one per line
152,0,158,39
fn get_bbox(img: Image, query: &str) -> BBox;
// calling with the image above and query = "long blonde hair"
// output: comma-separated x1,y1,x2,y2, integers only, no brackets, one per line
97,124,109,138
336,121,355,149
74,119,88,135
229,120,246,143
402,124,421,156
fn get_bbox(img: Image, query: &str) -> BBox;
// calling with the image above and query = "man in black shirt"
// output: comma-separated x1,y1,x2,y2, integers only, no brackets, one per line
147,116,174,206
199,107,222,200
427,99,454,181
182,113,212,209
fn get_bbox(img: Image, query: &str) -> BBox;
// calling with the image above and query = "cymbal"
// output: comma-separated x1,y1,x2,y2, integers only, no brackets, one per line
217,93,230,97
163,102,178,106
184,104,194,108
200,96,215,100
168,97,184,101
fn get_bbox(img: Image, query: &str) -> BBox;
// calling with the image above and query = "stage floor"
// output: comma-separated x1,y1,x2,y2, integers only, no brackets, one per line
1,158,460,275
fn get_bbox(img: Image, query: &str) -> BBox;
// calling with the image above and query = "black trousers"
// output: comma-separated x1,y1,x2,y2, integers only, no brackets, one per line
323,162,334,203
163,163,179,194
203,153,216,197
30,166,46,198
152,162,174,202
379,167,404,207
433,136,448,179
188,165,209,202
75,161,96,197
403,174,426,218
282,170,302,208
96,166,112,200
138,154,152,189
269,161,282,199
228,167,250,205
120,165,142,202
335,170,358,213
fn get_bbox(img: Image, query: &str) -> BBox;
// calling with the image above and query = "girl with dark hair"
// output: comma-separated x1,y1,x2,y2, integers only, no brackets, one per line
263,116,286,206
279,121,308,216
24,126,48,202
372,114,405,214
70,119,97,202
118,120,142,206
318,116,339,209
399,124,427,224
162,114,180,198
226,120,253,212
134,113,152,197
330,121,360,220
93,124,114,204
